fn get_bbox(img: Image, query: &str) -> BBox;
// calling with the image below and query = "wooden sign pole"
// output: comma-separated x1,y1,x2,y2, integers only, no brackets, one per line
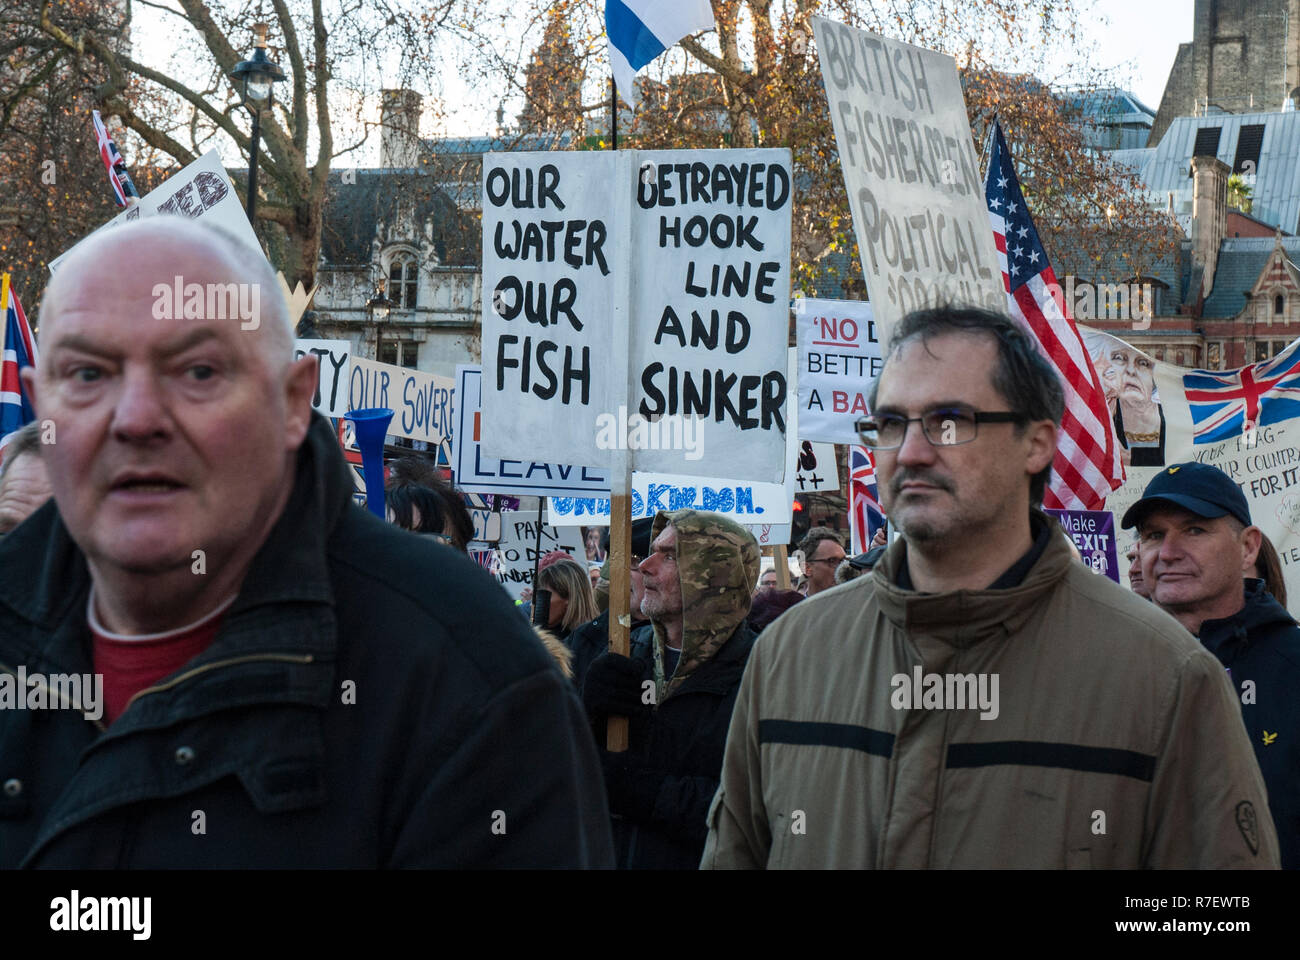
605,148,635,753
774,544,792,589
606,491,632,751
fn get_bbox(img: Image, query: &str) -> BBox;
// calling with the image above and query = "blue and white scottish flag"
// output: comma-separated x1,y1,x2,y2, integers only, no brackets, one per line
606,0,714,100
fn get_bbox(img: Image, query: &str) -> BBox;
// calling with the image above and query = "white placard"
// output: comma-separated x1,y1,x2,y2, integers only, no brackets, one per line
493,517,586,600
548,348,800,525
481,152,617,470
454,365,609,496
294,338,351,417
795,298,883,444
480,149,792,483
51,150,262,272
795,441,840,492
347,357,455,446
810,18,1003,340
630,148,792,481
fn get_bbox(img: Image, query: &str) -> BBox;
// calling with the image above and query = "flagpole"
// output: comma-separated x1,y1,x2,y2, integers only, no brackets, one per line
610,78,618,152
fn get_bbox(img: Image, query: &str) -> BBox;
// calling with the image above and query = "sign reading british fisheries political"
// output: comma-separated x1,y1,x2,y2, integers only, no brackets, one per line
810,18,1003,340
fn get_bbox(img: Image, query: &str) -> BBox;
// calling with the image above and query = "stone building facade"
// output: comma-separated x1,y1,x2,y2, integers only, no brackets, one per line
1151,0,1300,145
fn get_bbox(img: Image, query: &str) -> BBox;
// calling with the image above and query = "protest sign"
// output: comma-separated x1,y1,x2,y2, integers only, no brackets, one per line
294,339,351,417
51,150,261,272
493,517,585,600
795,297,882,444
630,148,791,481
796,441,840,492
548,348,800,524
481,152,618,470
480,148,792,483
1087,327,1300,605
454,365,609,496
347,357,455,447
1045,509,1119,583
810,18,1003,340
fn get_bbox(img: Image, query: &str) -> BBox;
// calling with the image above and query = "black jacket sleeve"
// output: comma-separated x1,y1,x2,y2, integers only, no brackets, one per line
387,668,615,867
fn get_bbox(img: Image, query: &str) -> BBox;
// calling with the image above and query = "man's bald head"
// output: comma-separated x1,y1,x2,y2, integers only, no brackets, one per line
41,215,293,369
22,212,318,634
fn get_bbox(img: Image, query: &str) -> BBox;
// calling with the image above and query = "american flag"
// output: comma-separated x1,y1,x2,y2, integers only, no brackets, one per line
849,445,885,555
1183,341,1300,444
91,110,140,207
985,123,1124,510
0,274,38,461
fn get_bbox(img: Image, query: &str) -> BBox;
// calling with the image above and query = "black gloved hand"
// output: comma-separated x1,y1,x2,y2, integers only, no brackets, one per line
583,652,651,720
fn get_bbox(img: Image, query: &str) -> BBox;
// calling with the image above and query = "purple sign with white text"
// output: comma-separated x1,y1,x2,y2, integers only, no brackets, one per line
1045,509,1120,584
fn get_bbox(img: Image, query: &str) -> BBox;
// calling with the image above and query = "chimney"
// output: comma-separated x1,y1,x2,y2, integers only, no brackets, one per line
1190,155,1229,299
380,89,423,169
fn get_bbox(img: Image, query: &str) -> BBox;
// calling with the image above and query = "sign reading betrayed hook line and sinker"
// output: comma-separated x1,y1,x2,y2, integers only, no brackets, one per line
810,18,1004,340
480,149,792,483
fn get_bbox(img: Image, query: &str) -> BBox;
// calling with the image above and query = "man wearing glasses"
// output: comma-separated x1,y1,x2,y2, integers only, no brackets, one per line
701,304,1278,869
797,527,846,596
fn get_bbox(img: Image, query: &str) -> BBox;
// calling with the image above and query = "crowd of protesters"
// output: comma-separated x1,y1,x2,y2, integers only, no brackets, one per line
0,217,1294,870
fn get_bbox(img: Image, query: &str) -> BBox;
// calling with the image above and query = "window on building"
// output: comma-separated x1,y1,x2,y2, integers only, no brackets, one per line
1154,347,1165,361
1233,124,1265,174
1175,350,1185,366
1276,294,1286,315
379,341,420,368
1208,342,1222,370
388,255,418,309
1275,341,1288,357
1256,341,1270,362
1191,125,1223,160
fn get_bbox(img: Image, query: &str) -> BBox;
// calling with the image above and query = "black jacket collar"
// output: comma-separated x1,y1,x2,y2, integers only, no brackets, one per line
1198,578,1297,659
0,413,351,659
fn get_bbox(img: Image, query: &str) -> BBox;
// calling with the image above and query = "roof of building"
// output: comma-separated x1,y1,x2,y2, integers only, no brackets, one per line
319,169,476,266
1202,235,1300,318
1136,110,1300,232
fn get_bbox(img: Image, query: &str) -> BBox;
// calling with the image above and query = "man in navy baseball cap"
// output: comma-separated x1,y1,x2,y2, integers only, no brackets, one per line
1125,460,1300,868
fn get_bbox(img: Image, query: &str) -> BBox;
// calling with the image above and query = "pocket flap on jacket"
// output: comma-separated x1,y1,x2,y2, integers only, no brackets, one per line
239,757,326,814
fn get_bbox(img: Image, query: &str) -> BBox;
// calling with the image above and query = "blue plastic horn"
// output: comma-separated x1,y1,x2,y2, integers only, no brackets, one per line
344,407,394,518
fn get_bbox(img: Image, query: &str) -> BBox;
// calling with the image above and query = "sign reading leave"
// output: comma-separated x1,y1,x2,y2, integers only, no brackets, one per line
480,149,792,483
810,18,1003,337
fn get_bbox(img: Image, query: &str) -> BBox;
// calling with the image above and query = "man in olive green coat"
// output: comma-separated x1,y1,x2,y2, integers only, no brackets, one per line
701,305,1279,870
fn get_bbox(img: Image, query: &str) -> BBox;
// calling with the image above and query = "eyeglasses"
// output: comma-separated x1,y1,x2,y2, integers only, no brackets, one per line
855,403,1025,450
804,556,844,567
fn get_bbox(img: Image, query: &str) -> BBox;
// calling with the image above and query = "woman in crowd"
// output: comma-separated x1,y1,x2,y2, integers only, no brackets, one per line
535,556,600,643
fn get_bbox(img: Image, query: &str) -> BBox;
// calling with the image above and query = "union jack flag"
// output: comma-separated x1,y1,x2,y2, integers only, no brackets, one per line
92,110,139,207
849,445,885,555
986,123,1124,509
1183,342,1300,445
0,273,38,461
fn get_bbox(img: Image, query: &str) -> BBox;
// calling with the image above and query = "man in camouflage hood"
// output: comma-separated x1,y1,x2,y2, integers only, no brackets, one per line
582,509,759,868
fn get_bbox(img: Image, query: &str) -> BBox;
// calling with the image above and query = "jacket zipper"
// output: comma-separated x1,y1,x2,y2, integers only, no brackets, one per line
121,652,316,713
0,659,108,733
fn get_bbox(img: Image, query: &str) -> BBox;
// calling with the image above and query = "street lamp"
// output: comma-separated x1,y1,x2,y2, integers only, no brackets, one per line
231,22,285,224
367,279,396,362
